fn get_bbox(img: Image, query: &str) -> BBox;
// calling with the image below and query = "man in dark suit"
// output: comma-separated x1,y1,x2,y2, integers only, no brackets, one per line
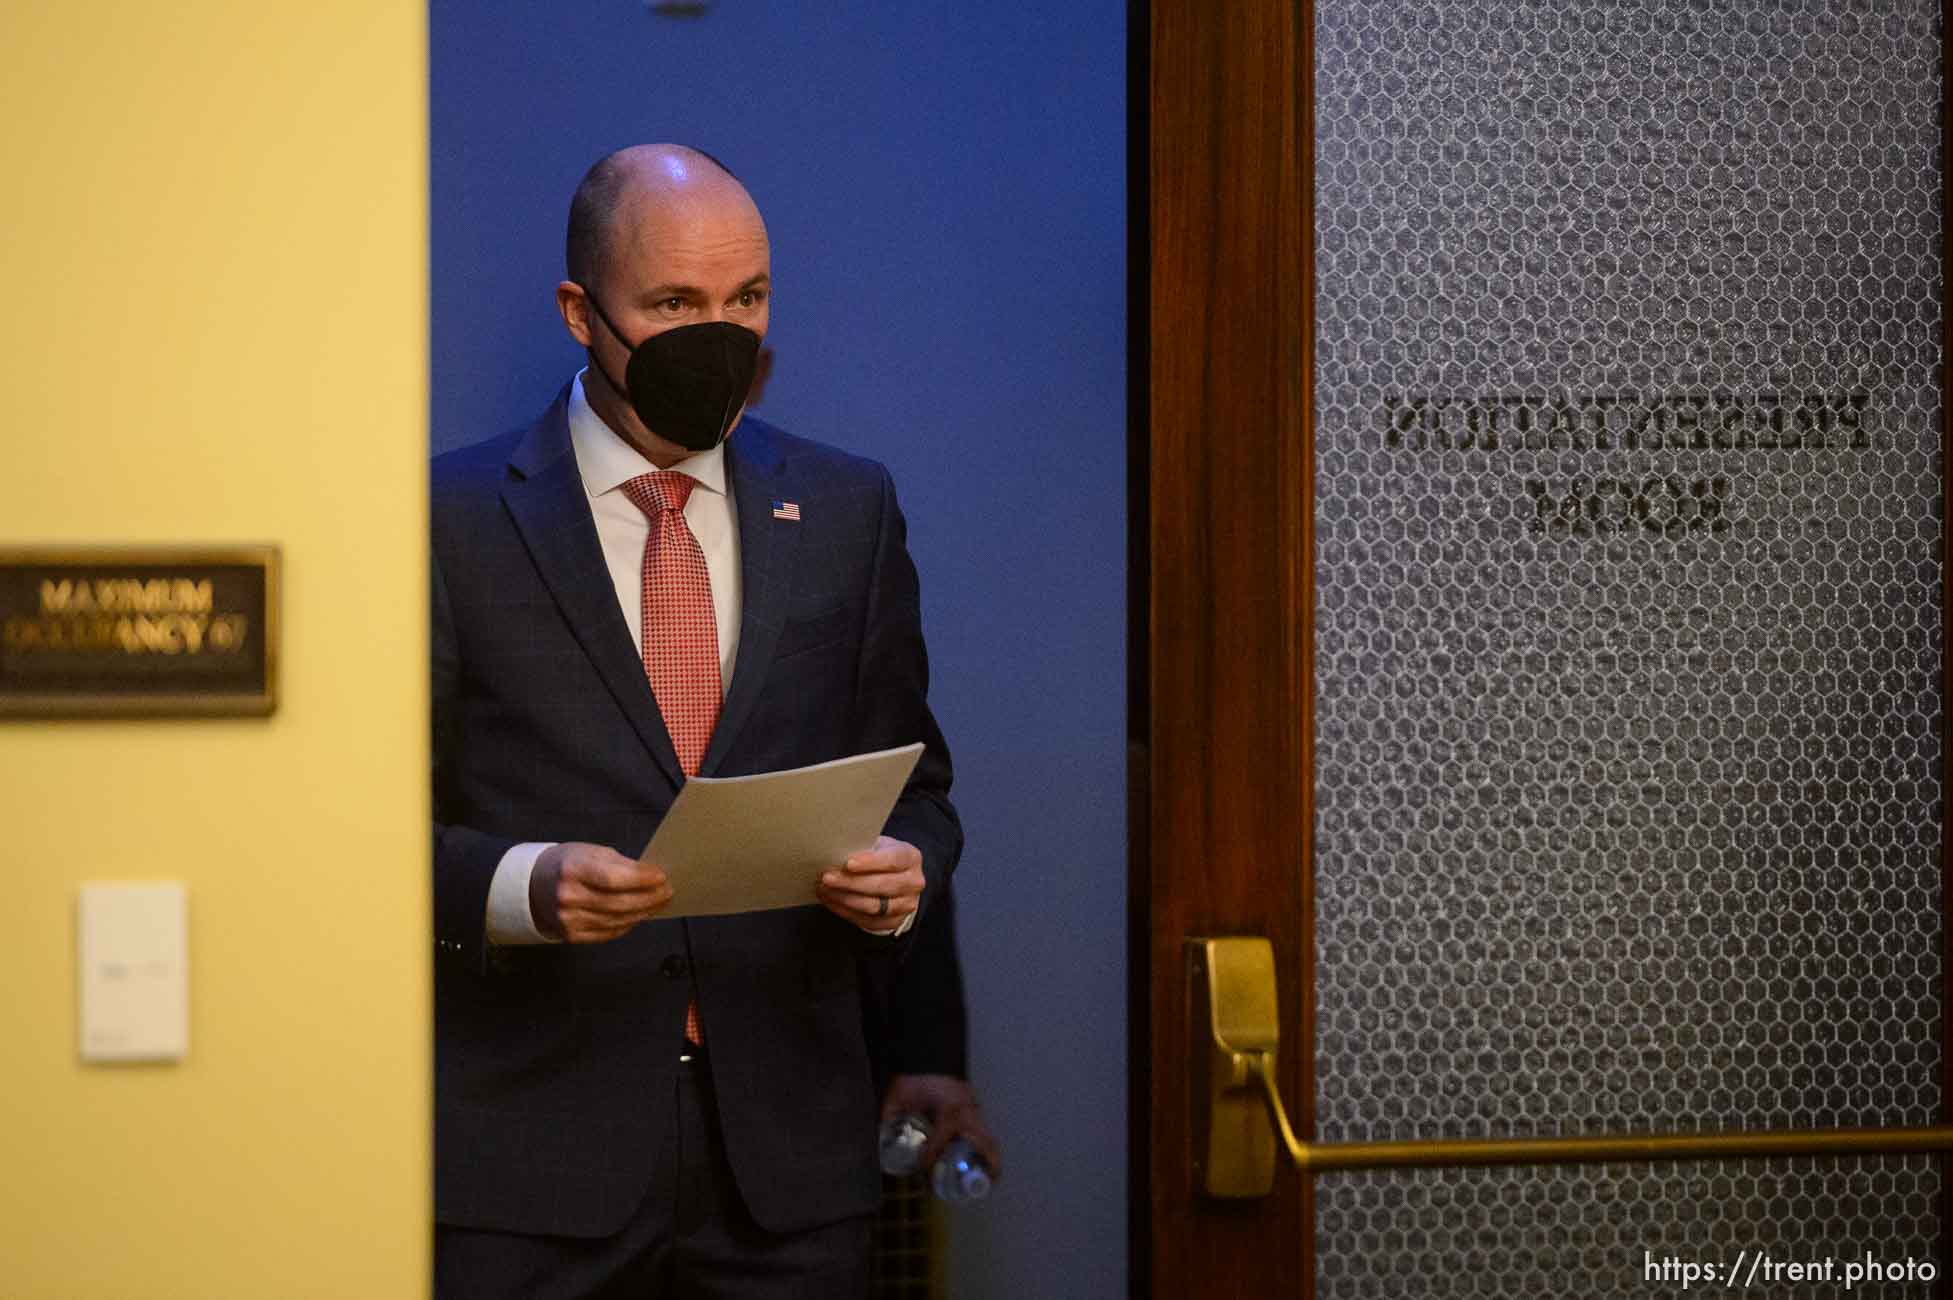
430,143,961,1296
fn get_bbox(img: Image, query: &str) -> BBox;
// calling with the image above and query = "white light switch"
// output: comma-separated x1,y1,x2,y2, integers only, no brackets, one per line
78,882,188,1063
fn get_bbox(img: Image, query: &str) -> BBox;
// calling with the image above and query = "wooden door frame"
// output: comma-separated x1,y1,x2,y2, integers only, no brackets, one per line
1135,0,1312,1293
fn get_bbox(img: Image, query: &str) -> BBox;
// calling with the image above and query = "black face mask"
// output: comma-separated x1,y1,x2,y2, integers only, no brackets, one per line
581,290,762,452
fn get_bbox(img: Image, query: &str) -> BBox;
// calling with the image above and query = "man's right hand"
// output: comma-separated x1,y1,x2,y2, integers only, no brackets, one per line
529,842,673,943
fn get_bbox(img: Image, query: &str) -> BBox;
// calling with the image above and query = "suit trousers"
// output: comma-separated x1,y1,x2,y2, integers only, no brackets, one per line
434,1056,873,1299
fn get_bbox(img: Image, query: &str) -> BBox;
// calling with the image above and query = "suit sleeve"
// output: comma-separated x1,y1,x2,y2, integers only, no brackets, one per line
864,883,970,1083
855,465,964,935
431,544,519,974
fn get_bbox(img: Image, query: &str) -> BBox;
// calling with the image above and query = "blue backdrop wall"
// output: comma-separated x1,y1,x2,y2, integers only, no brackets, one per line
429,5,1128,1295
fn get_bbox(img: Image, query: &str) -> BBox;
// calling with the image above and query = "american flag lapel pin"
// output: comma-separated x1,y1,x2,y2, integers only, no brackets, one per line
770,499,801,521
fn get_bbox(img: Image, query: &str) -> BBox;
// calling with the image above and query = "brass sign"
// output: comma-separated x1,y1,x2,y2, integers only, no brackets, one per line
0,546,278,716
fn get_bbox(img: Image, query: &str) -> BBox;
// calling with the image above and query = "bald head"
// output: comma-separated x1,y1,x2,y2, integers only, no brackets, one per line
565,144,759,288
555,143,773,464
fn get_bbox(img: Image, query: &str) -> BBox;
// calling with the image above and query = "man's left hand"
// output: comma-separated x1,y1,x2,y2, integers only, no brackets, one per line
817,835,923,933
883,1074,1002,1177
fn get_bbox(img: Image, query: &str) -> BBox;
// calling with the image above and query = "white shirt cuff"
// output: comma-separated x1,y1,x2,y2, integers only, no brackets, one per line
872,910,918,939
486,841,557,946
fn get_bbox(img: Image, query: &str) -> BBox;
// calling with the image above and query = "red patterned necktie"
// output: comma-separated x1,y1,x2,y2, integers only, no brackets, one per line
621,470,720,1046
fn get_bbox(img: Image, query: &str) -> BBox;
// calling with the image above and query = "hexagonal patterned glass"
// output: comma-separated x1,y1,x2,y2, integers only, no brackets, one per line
1312,0,1944,1291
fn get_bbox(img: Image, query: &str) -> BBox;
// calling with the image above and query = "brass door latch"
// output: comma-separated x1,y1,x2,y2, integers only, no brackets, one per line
1189,934,1953,1198
1189,936,1308,1197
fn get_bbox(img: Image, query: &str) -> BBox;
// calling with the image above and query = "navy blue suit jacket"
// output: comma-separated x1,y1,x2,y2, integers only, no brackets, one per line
430,391,961,1238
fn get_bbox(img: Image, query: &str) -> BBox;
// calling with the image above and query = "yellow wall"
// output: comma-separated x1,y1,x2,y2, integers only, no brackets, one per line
0,3,428,1296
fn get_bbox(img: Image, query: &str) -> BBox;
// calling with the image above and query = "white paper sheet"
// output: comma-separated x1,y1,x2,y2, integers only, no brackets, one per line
637,742,925,919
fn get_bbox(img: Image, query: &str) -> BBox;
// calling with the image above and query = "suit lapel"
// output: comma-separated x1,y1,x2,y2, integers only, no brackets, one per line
501,393,686,791
700,418,803,775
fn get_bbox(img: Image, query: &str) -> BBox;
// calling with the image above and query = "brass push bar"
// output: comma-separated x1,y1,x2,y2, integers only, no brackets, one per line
1190,937,1953,1197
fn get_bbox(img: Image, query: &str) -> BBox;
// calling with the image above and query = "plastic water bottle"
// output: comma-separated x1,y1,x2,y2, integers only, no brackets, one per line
878,1112,931,1177
878,1113,994,1202
929,1137,992,1203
